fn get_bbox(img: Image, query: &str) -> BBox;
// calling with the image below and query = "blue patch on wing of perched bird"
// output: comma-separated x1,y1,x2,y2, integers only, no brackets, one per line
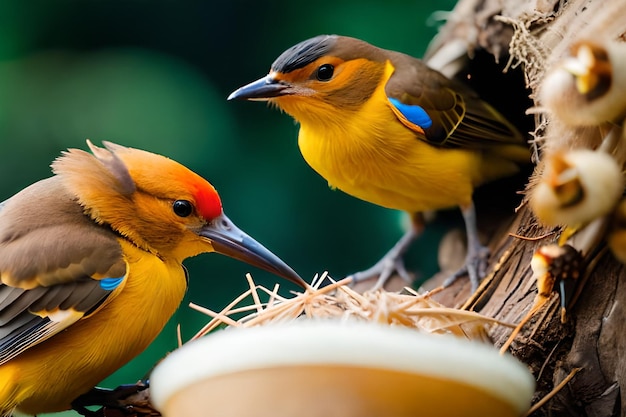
389,97,433,129
100,276,124,291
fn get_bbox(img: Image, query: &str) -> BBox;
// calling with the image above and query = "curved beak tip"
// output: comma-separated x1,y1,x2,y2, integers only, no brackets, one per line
227,87,247,101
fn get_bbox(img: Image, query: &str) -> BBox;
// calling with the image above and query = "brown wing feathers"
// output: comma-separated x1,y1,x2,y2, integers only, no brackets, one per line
0,175,126,363
385,51,525,152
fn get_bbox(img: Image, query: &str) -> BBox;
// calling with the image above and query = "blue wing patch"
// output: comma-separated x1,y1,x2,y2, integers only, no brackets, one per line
100,276,124,291
388,97,433,129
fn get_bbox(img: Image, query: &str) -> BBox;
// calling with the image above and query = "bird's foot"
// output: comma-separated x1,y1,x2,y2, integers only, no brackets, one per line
347,252,414,290
72,381,152,417
443,244,490,292
346,228,417,290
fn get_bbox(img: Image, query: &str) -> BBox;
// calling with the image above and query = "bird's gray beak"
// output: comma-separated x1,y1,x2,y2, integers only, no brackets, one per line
228,75,290,101
200,214,306,288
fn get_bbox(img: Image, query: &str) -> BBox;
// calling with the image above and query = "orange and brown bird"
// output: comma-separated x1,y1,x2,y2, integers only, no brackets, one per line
0,140,304,416
229,34,529,290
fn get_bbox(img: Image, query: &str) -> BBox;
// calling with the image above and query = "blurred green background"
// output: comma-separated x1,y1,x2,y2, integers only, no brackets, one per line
0,0,456,414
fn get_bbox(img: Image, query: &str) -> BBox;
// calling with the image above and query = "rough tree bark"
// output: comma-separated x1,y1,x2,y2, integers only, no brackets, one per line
423,1,626,416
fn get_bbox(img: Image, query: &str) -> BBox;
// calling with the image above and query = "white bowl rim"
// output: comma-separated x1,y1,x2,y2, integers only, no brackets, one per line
150,319,535,413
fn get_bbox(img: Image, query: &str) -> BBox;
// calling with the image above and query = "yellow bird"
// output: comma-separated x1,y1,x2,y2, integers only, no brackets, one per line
0,140,303,416
229,34,529,289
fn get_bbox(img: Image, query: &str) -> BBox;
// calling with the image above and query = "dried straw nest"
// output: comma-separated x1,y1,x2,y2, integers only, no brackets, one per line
186,273,514,345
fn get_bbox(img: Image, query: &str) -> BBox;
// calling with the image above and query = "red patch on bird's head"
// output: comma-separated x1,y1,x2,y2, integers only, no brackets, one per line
172,165,223,220
191,180,223,220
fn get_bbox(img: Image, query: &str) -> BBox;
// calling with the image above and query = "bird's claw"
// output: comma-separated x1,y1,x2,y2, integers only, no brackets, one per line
347,228,417,290
348,255,413,290
443,245,490,292
108,382,150,401
72,381,151,417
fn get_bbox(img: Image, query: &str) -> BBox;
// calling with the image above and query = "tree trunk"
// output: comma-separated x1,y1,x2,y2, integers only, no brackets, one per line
423,1,626,416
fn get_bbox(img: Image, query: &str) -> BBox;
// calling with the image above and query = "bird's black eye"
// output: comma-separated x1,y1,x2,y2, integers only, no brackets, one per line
173,200,193,217
316,64,334,81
